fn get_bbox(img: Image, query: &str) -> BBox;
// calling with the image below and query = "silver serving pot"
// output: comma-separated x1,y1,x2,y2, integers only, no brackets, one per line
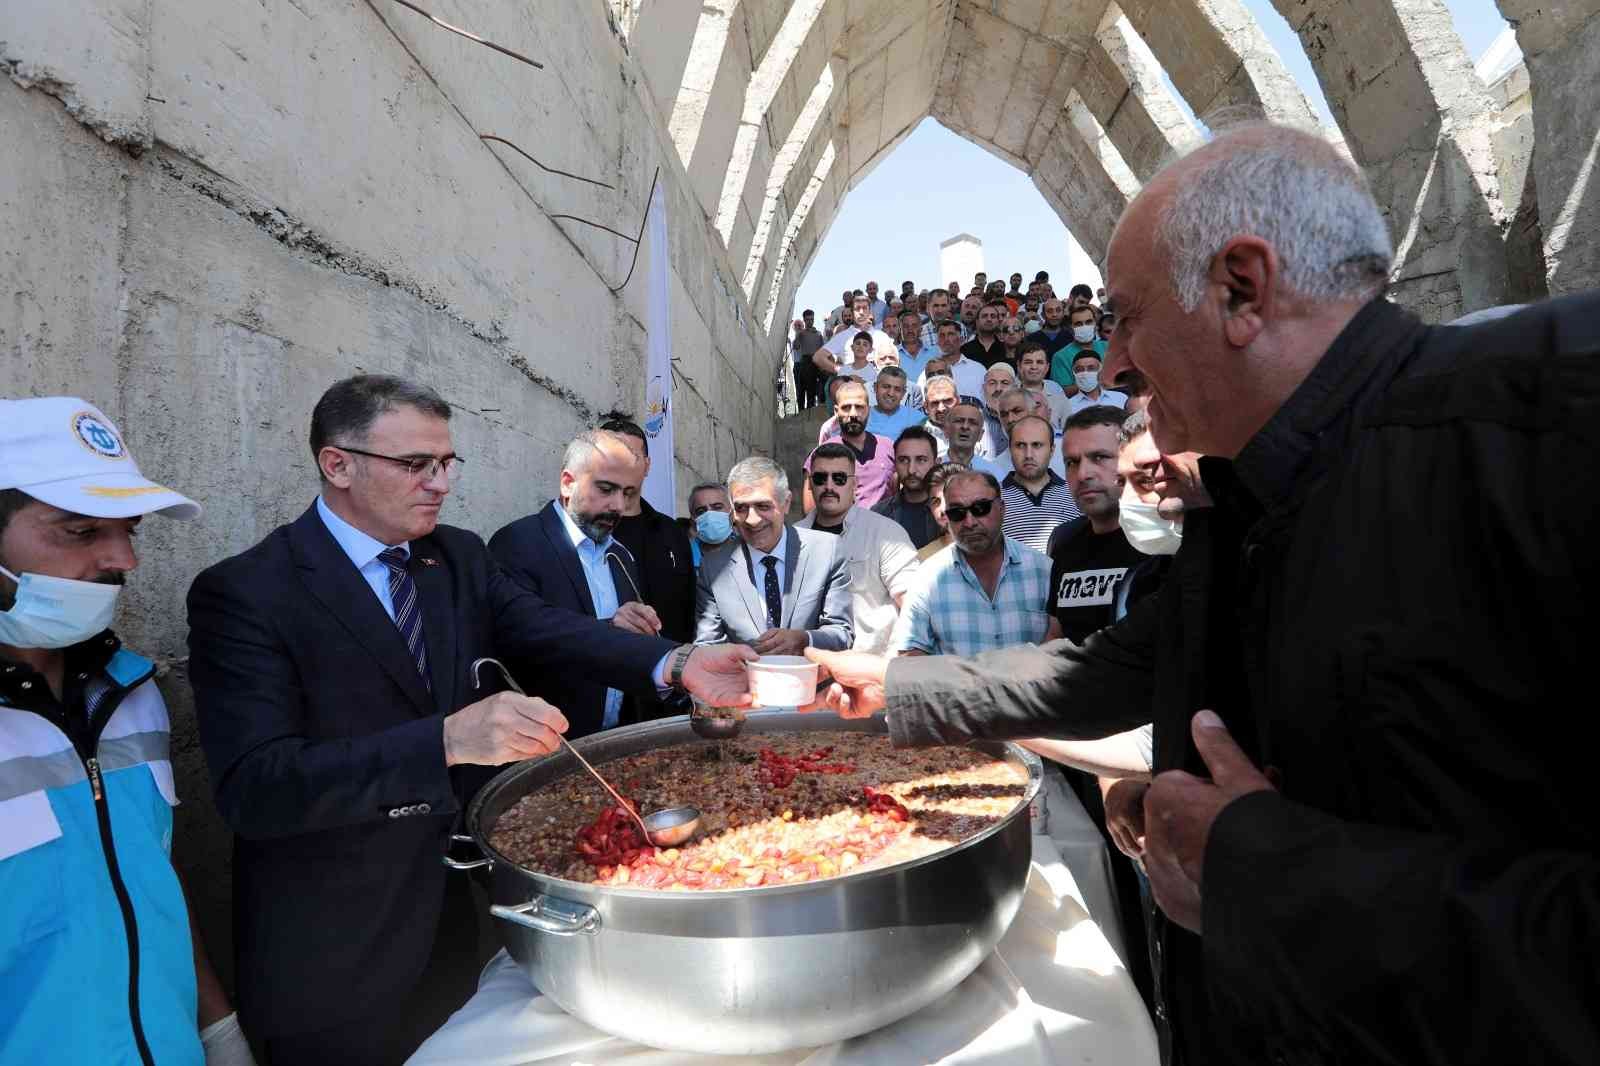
450,710,1043,1055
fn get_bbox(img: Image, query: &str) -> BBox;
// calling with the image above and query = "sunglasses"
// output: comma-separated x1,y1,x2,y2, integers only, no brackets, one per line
1003,326,1024,334
810,471,853,487
944,498,997,523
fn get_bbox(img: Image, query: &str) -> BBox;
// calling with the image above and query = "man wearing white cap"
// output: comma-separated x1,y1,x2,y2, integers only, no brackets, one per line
0,397,252,1065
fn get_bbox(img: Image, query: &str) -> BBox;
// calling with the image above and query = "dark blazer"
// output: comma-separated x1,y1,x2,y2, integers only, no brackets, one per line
487,501,647,737
610,497,696,643
187,503,674,1038
693,525,853,650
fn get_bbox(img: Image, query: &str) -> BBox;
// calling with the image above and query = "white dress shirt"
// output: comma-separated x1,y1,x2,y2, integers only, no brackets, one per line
554,505,626,729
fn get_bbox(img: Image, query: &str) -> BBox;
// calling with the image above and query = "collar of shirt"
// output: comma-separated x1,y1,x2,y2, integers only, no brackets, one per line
747,527,789,569
953,535,1023,589
553,500,615,558
316,495,407,569
1233,297,1414,515
798,503,859,532
1002,469,1066,504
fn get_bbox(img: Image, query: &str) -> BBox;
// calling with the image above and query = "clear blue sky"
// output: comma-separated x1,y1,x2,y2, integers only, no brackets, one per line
791,0,1509,323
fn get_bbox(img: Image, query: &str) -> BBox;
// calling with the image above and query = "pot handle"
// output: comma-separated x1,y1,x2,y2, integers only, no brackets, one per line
442,832,491,871
491,896,601,936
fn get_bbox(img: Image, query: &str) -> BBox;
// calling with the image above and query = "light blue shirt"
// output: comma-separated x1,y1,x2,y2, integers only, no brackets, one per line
867,402,923,440
316,496,408,621
554,504,626,729
898,344,935,385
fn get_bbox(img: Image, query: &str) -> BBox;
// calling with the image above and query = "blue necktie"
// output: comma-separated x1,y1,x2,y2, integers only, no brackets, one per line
379,547,431,691
761,556,782,630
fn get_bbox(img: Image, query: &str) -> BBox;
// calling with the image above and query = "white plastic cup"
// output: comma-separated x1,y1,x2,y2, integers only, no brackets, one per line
745,655,820,708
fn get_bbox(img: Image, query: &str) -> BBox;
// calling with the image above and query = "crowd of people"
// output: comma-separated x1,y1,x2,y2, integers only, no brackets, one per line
3,119,1595,1066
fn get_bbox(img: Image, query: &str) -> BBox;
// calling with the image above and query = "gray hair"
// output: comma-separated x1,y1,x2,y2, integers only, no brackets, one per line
1119,406,1151,446
996,386,1031,408
726,456,790,500
1157,124,1392,312
562,429,637,476
876,365,908,382
983,363,1018,384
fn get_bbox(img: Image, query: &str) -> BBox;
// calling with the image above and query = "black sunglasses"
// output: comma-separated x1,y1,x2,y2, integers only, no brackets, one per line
811,471,853,487
945,498,997,523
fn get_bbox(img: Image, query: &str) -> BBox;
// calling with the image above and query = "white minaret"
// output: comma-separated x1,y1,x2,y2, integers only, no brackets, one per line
939,233,984,290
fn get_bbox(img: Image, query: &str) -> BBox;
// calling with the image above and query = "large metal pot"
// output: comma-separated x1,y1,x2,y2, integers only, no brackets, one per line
451,711,1043,1055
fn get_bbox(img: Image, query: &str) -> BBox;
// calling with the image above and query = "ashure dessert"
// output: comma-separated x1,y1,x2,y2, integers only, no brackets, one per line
491,732,1028,890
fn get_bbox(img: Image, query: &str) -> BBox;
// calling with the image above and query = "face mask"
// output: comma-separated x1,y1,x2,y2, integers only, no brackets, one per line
1073,325,1097,344
695,510,732,545
1118,499,1183,556
0,564,121,649
1074,370,1100,393
1023,320,1041,334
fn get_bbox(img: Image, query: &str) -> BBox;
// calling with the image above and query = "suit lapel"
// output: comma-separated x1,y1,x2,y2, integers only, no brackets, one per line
540,503,595,615
780,525,803,629
736,541,769,635
289,505,433,716
408,537,458,718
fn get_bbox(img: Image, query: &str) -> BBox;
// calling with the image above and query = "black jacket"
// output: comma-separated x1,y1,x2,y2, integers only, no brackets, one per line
487,501,650,737
611,497,697,717
883,294,1600,1065
187,505,673,1037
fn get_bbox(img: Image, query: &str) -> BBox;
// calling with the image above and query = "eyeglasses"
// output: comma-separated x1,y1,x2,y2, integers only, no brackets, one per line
337,445,466,482
810,471,853,487
1003,326,1024,334
944,498,997,523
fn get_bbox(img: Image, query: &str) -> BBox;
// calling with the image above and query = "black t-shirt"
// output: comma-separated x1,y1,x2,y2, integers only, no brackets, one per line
1046,518,1146,643
960,337,1008,369
871,495,940,548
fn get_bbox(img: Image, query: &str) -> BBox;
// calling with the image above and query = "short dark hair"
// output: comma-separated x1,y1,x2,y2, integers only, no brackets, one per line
1119,406,1151,445
928,461,966,489
982,298,1008,310
803,308,815,317
1065,404,1130,434
936,320,961,335
1018,337,1050,356
688,481,725,502
810,442,856,468
598,414,648,457
309,374,452,465
0,488,34,540
1034,271,1050,282
1070,348,1103,366
1069,284,1094,301
877,365,907,382
894,425,938,455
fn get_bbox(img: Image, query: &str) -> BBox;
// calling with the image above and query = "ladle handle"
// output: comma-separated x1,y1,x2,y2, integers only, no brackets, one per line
471,657,655,842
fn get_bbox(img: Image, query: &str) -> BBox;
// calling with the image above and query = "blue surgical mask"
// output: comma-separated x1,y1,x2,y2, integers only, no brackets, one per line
0,564,121,649
695,510,732,545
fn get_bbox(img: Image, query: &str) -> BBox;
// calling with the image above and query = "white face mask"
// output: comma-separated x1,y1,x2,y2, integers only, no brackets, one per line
1118,499,1183,556
1072,325,1097,344
0,564,122,649
1074,370,1100,393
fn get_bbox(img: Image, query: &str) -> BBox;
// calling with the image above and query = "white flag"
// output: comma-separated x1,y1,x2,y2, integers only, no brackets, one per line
641,181,676,515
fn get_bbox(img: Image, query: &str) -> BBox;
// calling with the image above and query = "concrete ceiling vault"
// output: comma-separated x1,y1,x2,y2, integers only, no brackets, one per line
629,0,1598,330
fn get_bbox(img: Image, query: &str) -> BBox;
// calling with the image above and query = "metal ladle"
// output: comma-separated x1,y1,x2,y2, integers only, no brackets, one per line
471,657,700,848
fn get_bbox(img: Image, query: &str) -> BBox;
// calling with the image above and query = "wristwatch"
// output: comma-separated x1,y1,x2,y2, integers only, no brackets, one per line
668,644,694,690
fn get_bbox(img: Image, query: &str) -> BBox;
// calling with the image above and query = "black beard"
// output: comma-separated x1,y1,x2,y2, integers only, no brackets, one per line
841,419,866,436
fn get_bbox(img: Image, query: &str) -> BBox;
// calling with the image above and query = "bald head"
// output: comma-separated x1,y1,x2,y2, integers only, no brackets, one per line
1102,122,1392,459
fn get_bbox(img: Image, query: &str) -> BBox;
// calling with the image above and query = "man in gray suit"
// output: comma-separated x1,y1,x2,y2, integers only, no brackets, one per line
694,457,853,653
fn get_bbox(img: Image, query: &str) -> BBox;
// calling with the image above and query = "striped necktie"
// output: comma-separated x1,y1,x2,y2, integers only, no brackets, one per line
378,547,431,690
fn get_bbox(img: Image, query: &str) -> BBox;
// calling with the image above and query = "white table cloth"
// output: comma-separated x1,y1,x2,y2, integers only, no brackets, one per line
409,772,1156,1066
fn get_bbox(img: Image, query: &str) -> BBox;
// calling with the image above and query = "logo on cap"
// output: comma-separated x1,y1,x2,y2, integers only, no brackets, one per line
72,411,126,459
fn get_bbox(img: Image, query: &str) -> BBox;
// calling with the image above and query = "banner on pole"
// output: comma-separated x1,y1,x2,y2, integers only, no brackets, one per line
641,180,676,515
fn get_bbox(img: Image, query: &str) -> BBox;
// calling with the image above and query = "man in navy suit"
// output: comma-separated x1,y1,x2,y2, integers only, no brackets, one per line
488,430,662,738
187,376,753,1065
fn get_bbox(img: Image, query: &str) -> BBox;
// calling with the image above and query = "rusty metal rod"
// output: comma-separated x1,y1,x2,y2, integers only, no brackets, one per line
380,0,544,69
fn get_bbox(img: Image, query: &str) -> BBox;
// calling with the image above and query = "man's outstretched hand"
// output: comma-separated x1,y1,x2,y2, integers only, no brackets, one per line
800,648,890,718
1143,710,1273,933
682,644,758,706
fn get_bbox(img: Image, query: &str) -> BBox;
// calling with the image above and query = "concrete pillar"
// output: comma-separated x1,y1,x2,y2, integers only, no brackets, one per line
1030,89,1141,262
741,63,839,297
1273,0,1512,318
1497,0,1600,296
758,141,837,331
1115,0,1323,127
1075,4,1204,182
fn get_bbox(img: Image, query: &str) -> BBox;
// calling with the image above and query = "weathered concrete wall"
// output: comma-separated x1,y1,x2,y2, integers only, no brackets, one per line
2,0,778,989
